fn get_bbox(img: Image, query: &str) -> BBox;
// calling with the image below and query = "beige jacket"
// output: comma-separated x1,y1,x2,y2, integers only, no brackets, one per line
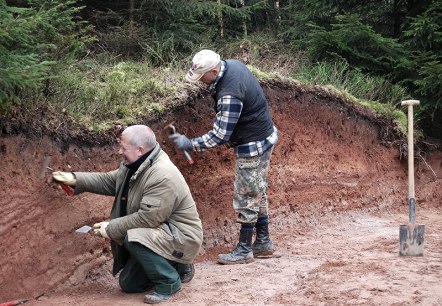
74,144,203,274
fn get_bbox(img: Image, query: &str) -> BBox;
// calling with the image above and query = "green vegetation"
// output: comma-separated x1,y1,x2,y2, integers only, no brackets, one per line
1,0,440,138
295,60,408,106
0,0,94,104
50,57,177,124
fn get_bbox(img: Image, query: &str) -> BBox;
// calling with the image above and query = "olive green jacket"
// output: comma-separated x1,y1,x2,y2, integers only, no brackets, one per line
74,143,203,274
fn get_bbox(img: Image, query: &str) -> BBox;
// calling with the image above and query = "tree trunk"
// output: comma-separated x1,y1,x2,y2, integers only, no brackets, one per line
274,0,281,27
218,0,224,38
129,0,134,35
240,0,247,37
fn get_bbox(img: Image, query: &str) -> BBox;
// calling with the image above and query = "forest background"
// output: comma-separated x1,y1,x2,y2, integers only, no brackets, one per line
1,0,441,139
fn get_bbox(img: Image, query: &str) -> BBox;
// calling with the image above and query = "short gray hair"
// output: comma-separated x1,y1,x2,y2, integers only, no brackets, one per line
121,125,156,150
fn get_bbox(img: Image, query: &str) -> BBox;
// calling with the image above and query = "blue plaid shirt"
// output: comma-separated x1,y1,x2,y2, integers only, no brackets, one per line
191,61,278,158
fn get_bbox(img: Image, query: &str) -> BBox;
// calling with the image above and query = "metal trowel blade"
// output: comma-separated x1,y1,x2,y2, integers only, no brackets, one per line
75,225,92,233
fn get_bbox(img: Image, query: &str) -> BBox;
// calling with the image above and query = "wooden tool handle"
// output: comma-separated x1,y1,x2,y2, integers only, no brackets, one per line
401,100,420,107
402,100,419,223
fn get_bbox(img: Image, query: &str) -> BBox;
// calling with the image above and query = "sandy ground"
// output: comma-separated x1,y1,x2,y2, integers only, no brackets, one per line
24,206,442,306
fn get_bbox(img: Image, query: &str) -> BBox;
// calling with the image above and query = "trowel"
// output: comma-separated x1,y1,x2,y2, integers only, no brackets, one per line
75,225,92,234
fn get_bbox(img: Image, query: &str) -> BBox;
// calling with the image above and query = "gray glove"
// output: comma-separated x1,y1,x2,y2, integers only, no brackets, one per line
169,133,193,151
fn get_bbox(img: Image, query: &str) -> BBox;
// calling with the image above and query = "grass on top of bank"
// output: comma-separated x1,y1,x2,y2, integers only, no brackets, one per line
28,38,411,135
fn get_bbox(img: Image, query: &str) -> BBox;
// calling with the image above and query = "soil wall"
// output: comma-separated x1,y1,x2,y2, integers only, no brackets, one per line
1,82,440,302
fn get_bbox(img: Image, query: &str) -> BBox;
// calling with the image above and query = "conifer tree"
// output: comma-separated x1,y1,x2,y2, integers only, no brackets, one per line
0,0,93,104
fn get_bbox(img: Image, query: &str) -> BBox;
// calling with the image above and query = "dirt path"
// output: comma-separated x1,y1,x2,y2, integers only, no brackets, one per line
23,206,441,306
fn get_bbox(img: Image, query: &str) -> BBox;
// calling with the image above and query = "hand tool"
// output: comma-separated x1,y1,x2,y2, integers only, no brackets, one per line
38,156,52,179
48,167,75,196
38,157,74,196
165,123,194,165
75,225,92,234
399,99,425,256
0,299,28,306
58,181,75,196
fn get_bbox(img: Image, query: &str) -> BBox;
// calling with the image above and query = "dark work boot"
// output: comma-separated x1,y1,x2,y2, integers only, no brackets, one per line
217,223,254,265
179,263,195,283
252,214,275,257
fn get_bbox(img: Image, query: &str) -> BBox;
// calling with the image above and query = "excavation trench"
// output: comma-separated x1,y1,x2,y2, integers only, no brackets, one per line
1,81,441,305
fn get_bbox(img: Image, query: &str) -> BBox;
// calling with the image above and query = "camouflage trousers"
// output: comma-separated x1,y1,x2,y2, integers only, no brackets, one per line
233,147,274,223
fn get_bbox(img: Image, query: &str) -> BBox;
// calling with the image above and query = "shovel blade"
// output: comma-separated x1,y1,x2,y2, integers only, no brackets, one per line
399,224,425,256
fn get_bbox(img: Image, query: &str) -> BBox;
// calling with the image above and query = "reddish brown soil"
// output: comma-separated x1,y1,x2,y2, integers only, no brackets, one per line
1,81,441,305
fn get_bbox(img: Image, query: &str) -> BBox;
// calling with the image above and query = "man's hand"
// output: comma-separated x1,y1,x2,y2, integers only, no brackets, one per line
52,171,77,186
169,133,193,151
93,221,110,239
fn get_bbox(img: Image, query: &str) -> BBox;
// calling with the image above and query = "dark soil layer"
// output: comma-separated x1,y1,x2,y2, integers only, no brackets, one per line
1,81,440,304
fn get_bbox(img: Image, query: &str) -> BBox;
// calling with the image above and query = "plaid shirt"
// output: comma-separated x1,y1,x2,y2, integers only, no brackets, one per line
191,61,278,158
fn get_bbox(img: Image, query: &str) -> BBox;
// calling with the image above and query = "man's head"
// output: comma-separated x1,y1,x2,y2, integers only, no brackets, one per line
119,125,156,164
186,49,221,84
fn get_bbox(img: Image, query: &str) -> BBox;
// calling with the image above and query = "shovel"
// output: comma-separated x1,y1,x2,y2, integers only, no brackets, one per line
399,100,425,256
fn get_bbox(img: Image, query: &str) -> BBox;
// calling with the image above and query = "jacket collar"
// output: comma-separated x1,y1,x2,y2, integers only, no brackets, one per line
129,143,161,182
212,60,226,88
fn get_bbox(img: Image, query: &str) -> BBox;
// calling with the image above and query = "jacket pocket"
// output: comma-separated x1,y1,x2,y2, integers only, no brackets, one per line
138,197,162,227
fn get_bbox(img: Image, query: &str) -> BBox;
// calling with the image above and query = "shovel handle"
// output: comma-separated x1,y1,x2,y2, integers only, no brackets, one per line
401,100,419,223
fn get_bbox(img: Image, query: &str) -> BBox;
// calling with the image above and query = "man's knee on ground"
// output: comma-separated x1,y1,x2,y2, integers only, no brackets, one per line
119,275,152,293
119,277,137,293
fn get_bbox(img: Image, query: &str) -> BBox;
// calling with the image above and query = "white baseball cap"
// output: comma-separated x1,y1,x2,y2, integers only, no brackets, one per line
185,49,221,83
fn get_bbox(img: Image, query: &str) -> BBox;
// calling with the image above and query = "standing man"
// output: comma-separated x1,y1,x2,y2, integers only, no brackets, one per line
52,125,203,304
170,49,278,265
